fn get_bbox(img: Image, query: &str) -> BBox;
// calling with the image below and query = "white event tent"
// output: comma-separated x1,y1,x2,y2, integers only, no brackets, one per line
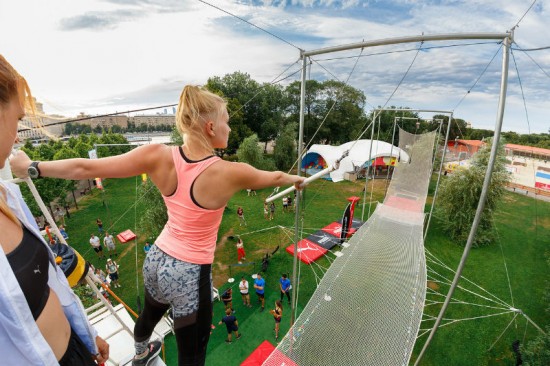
302,140,410,182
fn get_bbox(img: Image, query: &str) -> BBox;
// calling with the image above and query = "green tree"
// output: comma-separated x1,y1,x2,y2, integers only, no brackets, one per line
521,251,550,365
225,98,251,156
286,80,369,145
207,71,285,149
237,134,275,171
170,125,183,146
522,327,550,366
285,80,324,145
24,139,34,151
273,122,297,171
432,115,467,141
436,138,510,247
366,108,419,146
97,131,130,157
53,146,80,209
74,141,93,158
137,180,168,238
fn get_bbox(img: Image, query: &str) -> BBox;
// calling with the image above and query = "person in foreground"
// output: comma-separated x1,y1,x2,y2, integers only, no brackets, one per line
0,55,109,365
11,85,305,366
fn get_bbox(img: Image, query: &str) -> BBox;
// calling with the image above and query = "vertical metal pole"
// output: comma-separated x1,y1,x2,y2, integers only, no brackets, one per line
366,113,377,219
384,116,399,197
424,113,453,240
290,54,307,325
415,32,512,365
360,112,378,221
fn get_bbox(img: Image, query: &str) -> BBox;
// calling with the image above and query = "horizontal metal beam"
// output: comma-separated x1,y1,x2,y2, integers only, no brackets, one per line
302,32,510,57
375,108,454,114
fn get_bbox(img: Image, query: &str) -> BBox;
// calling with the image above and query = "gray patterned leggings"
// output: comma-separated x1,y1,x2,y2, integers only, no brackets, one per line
134,244,213,366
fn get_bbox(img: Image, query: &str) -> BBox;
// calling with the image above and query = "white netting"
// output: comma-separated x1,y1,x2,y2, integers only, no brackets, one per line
263,130,436,366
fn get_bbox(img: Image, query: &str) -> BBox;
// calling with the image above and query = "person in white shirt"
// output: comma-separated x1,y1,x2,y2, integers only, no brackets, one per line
239,276,251,307
103,232,117,257
89,234,104,259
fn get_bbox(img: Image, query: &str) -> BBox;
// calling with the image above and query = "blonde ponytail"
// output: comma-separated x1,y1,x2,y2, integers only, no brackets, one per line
175,85,226,150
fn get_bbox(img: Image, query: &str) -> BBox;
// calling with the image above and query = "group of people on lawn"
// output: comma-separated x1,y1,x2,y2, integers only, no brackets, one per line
218,273,291,343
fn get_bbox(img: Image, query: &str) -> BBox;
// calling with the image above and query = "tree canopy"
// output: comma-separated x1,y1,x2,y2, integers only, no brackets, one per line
436,138,510,247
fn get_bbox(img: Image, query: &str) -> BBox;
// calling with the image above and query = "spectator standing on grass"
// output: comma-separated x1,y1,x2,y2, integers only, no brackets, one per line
90,234,104,259
237,206,246,226
96,217,103,233
218,309,241,344
106,258,121,288
236,237,246,264
269,202,275,220
144,242,152,253
55,206,65,225
221,288,234,313
280,273,291,305
270,300,283,341
263,202,269,220
254,273,266,312
239,277,251,307
104,232,117,257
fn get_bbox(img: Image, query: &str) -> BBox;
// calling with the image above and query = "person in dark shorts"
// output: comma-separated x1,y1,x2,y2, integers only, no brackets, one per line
279,273,291,305
221,288,234,313
254,273,266,311
270,300,283,341
90,234,104,259
96,218,103,233
218,308,241,343
106,258,121,288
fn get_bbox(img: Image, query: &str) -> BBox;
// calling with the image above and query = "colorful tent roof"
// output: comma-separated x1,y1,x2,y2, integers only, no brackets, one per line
303,140,409,182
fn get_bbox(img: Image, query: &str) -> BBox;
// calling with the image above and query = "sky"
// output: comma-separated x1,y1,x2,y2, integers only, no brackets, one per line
0,0,549,134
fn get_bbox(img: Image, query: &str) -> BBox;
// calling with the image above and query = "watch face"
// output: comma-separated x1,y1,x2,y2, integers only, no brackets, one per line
28,166,39,179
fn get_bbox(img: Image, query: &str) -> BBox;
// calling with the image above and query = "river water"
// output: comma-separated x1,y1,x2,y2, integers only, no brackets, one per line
126,133,172,145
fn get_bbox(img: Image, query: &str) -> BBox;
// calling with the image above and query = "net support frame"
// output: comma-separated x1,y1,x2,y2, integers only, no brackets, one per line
286,30,514,365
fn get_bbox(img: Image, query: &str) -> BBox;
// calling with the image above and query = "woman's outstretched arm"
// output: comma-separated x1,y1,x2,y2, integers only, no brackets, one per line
10,144,169,180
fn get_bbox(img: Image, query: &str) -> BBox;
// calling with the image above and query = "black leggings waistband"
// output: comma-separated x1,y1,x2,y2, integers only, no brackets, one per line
58,328,96,366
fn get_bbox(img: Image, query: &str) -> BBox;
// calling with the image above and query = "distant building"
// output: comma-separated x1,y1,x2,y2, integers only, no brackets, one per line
445,139,550,191
505,143,550,161
130,114,175,128
446,139,484,160
18,99,64,140
89,115,128,129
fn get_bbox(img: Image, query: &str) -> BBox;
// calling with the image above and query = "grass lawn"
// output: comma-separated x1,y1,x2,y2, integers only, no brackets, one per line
60,175,549,365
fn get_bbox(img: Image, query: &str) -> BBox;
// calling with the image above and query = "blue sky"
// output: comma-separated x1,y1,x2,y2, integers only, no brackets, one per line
0,0,548,133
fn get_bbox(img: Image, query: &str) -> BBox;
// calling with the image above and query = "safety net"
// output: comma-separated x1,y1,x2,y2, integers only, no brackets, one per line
263,130,436,366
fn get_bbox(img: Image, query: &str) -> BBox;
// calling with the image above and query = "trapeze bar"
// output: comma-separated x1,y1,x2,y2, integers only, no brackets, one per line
302,32,511,57
266,165,334,203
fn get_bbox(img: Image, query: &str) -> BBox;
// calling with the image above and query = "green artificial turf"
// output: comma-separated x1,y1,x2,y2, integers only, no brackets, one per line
59,175,549,365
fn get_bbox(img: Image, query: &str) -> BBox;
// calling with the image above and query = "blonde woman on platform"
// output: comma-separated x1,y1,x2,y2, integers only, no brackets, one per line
11,85,304,366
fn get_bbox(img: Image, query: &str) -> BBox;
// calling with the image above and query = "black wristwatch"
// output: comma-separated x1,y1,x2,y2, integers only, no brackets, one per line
28,161,42,179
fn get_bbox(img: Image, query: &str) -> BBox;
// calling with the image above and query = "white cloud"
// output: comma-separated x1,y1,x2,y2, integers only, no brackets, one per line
0,0,547,133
